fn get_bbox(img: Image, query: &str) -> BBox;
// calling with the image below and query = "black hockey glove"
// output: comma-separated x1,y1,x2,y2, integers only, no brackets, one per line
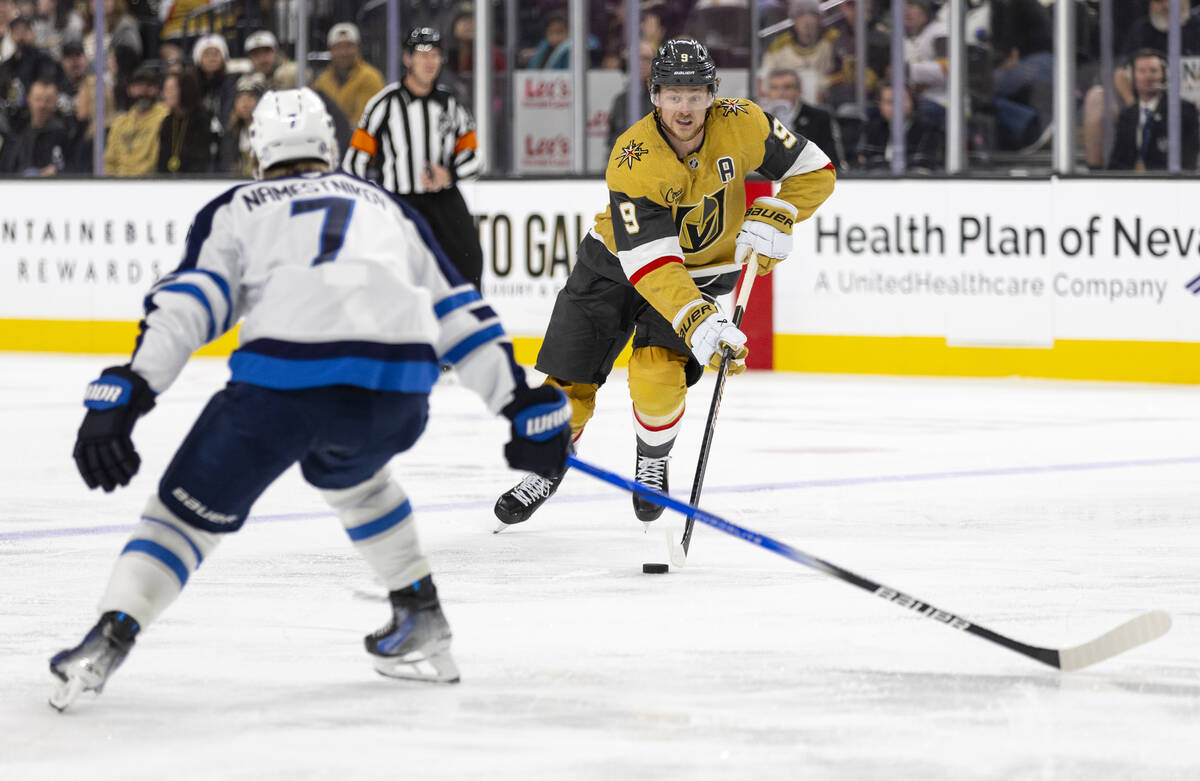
500,385,572,479
73,365,156,492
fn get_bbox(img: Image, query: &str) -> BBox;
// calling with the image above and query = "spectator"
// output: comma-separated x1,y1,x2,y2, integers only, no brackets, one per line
157,68,212,174
524,14,570,69
762,67,842,168
312,22,384,125
991,0,1053,140
1108,49,1199,170
444,3,506,105
1123,0,1200,57
0,15,64,108
827,0,890,108
31,0,82,58
159,0,231,41
245,29,287,84
760,0,841,105
857,84,943,172
63,71,112,173
159,39,185,73
218,72,265,176
0,76,66,175
81,0,141,77
272,61,352,159
1083,0,1200,168
592,0,626,64
606,38,655,150
192,32,235,146
641,5,668,50
935,0,989,43
56,38,88,113
902,0,948,125
1,0,15,61
105,65,167,176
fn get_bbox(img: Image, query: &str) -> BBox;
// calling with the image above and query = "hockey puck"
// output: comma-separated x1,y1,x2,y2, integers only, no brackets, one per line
642,562,669,574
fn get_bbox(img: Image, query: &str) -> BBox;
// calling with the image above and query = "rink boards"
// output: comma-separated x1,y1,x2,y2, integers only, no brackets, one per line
2,177,1199,383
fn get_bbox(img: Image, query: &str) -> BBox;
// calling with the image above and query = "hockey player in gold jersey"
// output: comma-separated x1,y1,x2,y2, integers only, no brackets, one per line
495,38,835,527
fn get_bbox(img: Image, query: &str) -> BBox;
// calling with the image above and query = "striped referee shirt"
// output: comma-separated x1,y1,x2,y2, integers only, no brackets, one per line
343,82,480,194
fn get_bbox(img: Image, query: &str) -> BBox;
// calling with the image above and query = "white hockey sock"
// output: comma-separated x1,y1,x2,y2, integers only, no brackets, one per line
633,402,684,453
321,468,430,591
98,495,222,627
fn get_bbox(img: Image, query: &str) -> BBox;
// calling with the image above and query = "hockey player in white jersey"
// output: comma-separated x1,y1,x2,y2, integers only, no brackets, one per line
49,88,571,711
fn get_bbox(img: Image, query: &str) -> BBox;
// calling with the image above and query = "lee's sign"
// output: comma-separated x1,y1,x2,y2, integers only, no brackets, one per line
513,71,573,173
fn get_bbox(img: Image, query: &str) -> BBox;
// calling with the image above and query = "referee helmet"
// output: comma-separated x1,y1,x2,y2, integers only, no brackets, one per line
405,27,442,52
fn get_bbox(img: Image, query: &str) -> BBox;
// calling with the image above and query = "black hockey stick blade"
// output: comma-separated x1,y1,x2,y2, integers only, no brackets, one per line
568,454,1172,672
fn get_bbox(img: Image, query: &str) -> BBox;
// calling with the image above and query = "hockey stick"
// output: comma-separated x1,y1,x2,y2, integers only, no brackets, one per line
671,257,758,566
570,454,1172,672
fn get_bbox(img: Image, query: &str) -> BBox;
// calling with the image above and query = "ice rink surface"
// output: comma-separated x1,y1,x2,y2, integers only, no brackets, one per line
1,353,1197,780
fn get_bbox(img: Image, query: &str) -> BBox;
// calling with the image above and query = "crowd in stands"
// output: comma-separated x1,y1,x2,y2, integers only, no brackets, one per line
0,0,381,177
752,0,1200,172
1,0,1197,177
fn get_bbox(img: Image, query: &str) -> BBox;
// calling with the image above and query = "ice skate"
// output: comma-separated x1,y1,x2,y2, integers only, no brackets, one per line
633,451,669,525
493,470,565,530
365,576,460,684
48,611,140,712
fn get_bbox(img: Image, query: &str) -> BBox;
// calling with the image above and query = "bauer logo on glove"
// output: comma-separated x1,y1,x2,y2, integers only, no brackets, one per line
672,299,749,374
744,202,794,229
673,300,716,344
735,196,798,276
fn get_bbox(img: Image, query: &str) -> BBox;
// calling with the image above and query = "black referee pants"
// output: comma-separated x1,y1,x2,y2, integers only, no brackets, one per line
399,187,484,289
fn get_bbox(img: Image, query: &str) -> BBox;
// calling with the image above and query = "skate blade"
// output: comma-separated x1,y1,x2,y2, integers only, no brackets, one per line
372,650,460,684
493,517,528,533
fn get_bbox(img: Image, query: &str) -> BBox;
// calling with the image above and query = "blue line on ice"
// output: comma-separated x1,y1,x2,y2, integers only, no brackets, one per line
6,454,1199,543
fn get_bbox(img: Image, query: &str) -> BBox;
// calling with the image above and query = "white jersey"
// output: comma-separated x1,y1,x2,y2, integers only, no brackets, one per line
131,171,521,413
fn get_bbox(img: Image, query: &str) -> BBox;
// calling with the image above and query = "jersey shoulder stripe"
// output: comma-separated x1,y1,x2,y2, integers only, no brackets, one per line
177,183,243,271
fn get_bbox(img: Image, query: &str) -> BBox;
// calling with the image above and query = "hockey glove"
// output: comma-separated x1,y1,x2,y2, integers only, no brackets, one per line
501,385,572,479
73,365,156,492
735,196,798,276
673,299,748,375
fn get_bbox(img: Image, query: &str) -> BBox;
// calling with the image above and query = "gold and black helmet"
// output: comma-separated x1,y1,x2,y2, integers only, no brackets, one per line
649,38,717,93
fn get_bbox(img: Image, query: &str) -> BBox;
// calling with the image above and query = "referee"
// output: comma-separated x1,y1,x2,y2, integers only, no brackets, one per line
343,27,484,288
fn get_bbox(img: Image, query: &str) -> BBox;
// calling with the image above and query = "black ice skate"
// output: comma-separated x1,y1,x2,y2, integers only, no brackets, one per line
633,451,670,524
365,576,460,684
49,611,140,712
493,470,565,530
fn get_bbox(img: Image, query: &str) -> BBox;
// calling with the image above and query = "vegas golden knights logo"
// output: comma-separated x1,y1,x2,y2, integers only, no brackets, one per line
673,186,726,252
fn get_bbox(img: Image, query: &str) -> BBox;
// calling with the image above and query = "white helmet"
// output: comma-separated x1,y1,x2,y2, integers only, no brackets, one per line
249,88,337,178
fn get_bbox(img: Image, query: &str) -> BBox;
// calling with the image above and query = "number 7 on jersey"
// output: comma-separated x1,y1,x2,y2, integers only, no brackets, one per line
291,197,356,265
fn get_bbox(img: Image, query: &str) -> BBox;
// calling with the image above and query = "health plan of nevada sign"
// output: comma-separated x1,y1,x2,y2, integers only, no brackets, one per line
776,178,1200,346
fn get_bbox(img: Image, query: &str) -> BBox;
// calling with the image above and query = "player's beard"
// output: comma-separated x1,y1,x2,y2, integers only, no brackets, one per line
663,113,704,143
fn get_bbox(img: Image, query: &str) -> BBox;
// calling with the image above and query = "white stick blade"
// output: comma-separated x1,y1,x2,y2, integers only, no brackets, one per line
666,528,687,568
1057,610,1172,672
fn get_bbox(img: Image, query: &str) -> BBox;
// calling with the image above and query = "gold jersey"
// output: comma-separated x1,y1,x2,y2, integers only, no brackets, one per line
588,97,835,323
